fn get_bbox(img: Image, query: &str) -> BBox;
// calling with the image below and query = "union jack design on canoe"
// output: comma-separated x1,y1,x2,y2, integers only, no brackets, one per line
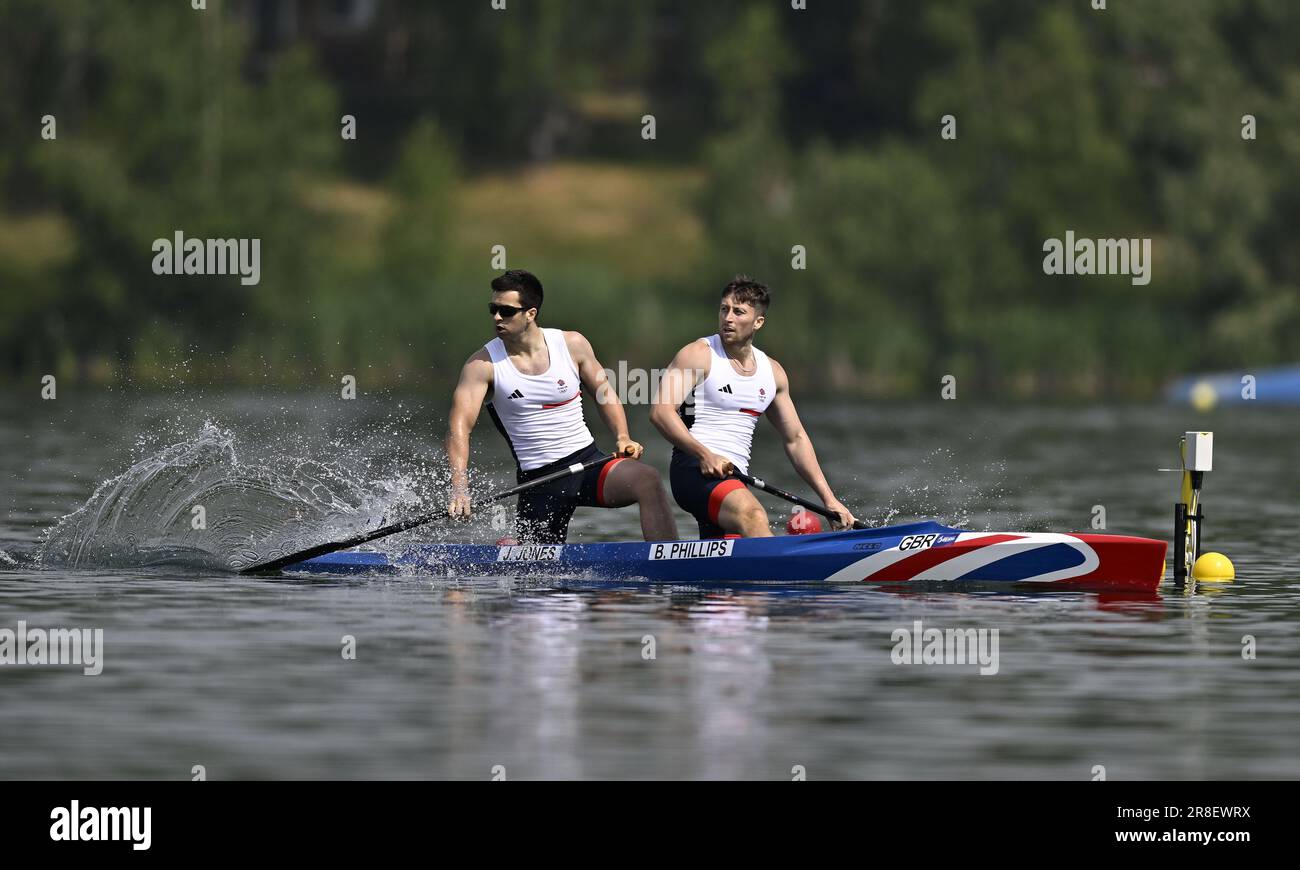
289,521,1167,592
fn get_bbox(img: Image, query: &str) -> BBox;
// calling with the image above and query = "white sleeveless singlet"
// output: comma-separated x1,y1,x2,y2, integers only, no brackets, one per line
683,334,776,473
485,328,594,471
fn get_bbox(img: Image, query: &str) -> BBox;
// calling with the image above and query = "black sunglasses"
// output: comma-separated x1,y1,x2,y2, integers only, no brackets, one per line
489,303,526,318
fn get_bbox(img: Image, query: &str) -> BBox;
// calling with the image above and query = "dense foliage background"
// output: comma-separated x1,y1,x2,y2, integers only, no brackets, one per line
2,0,1298,396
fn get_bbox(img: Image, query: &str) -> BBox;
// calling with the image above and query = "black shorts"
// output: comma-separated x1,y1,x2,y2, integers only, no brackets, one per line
669,449,748,539
513,443,628,543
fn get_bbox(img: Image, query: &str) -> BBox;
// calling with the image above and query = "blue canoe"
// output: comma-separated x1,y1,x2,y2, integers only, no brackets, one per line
288,520,1166,592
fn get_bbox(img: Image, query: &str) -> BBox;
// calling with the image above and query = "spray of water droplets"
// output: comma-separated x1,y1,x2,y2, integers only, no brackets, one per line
35,400,500,572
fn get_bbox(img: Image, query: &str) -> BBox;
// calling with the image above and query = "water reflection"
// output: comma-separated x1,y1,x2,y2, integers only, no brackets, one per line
3,393,1299,779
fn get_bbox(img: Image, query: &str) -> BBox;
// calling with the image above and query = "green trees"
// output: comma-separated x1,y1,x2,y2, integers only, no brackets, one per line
2,0,1297,394
1,2,339,380
695,0,1300,395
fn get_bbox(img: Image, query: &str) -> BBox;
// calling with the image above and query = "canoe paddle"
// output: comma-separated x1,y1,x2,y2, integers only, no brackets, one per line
730,469,869,530
238,450,623,574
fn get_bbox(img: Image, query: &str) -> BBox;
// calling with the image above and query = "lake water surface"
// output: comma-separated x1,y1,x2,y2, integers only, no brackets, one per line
1,390,1296,779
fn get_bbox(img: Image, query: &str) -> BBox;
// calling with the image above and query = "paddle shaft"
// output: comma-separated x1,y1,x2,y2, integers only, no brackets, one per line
240,451,620,574
730,469,868,530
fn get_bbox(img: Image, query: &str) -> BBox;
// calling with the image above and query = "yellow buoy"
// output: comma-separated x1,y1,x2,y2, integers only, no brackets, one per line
1190,381,1217,412
1193,552,1234,582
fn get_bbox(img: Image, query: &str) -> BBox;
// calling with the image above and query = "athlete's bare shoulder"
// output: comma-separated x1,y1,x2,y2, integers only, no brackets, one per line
460,347,493,383
562,330,602,369
562,329,593,353
673,338,713,368
768,356,789,390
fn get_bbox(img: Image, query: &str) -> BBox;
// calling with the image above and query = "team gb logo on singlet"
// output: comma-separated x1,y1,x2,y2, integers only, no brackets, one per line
557,378,569,393
759,388,766,397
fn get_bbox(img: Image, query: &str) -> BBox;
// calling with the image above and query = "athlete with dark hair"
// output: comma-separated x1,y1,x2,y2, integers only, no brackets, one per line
446,270,677,543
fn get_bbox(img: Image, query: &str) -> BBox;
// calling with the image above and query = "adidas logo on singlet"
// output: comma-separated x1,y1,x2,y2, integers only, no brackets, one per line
508,389,525,399
718,384,733,393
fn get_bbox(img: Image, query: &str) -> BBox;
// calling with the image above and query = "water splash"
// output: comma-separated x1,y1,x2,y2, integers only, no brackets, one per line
866,448,1034,531
36,421,441,572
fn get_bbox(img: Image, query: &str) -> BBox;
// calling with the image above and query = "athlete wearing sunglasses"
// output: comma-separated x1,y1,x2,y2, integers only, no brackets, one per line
445,270,678,543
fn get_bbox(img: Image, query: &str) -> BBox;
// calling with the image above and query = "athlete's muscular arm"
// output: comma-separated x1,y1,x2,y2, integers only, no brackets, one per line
445,349,493,519
565,331,642,459
649,342,733,478
765,359,857,529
